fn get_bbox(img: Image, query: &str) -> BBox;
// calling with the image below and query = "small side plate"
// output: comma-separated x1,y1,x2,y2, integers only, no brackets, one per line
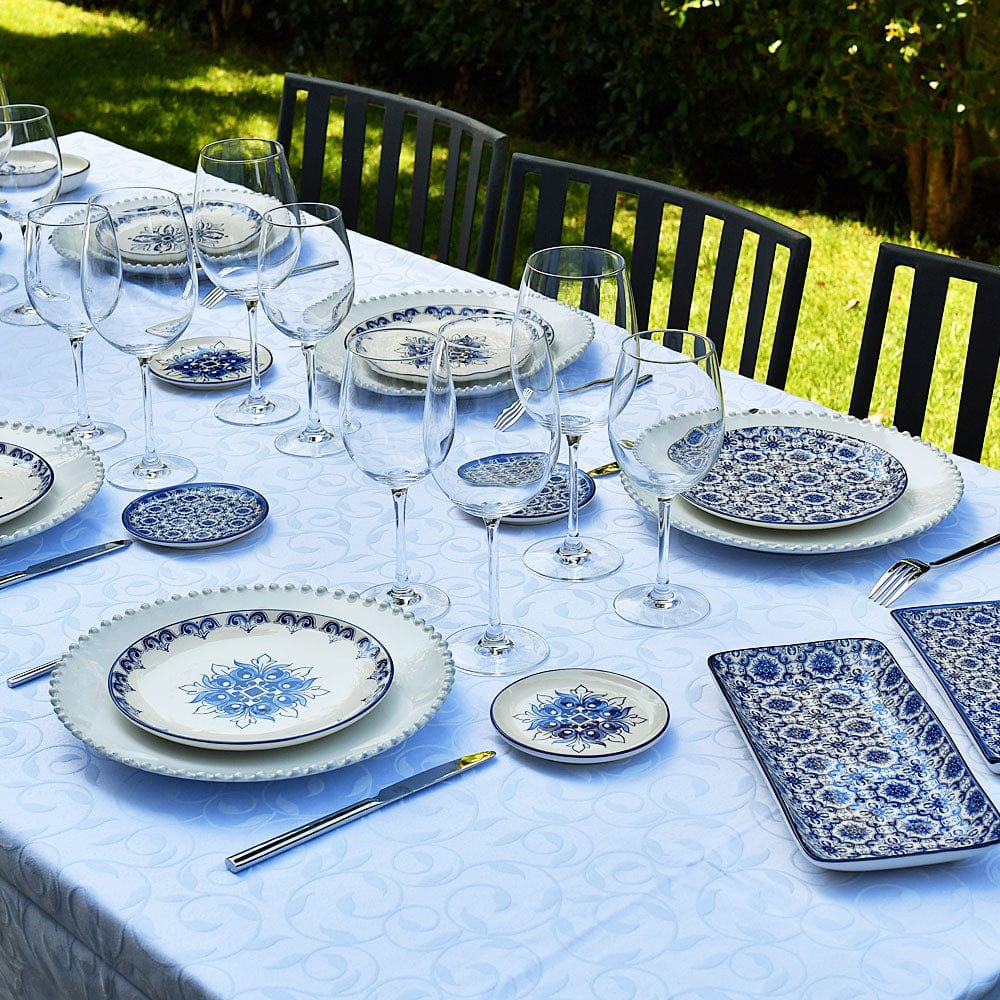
122,482,268,548
149,337,273,389
504,462,596,525
491,668,669,763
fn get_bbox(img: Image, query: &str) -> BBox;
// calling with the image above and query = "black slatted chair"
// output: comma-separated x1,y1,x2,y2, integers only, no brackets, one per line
493,153,811,389
849,242,1000,462
276,73,508,276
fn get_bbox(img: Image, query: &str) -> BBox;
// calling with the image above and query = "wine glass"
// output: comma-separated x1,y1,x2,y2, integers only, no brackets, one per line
608,330,725,627
193,137,299,426
340,327,451,622
0,104,62,323
258,203,353,456
81,189,198,490
24,202,126,450
424,315,560,675
515,245,637,581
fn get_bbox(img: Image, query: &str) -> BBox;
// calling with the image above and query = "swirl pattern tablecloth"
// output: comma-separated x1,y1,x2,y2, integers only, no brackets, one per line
2,133,1000,1000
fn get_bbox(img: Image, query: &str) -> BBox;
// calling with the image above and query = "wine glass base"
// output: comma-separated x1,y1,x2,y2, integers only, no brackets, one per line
58,421,126,452
522,535,623,582
215,391,299,426
274,425,342,457
613,582,711,628
447,624,549,677
360,582,450,623
1,302,44,326
106,453,197,492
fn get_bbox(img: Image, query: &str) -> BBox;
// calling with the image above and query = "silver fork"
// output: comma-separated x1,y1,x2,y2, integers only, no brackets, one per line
868,531,1000,607
201,285,227,309
495,373,652,431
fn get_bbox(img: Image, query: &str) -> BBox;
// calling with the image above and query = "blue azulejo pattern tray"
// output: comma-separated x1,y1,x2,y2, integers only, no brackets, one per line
107,607,394,751
122,482,268,548
708,637,1000,870
149,337,273,389
685,425,908,530
0,440,56,525
893,601,1000,773
490,668,669,763
504,461,596,525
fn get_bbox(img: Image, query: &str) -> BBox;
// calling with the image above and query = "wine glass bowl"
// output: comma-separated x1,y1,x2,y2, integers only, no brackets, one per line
608,330,725,628
258,203,354,457
193,137,300,426
81,188,198,490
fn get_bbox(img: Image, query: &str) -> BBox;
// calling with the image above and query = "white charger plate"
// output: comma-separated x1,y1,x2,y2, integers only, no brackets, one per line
0,440,55,525
624,409,963,554
0,421,104,548
51,585,455,781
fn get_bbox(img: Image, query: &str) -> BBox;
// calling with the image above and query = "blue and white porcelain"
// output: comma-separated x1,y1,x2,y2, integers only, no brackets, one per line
505,461,596,525
490,668,669,763
708,636,1000,870
106,606,394,751
149,337,273,390
893,601,1000,773
0,440,56,526
685,424,908,530
59,153,90,194
122,482,268,548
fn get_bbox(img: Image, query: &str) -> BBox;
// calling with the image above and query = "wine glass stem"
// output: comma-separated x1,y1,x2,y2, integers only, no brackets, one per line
68,334,97,435
245,298,266,407
481,516,512,650
556,433,585,558
301,342,324,436
389,486,415,601
650,497,676,603
137,357,163,471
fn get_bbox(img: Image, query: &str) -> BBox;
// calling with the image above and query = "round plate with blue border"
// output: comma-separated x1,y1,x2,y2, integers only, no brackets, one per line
0,440,56,526
490,668,670,764
505,461,596,525
122,482,269,548
149,337,273,390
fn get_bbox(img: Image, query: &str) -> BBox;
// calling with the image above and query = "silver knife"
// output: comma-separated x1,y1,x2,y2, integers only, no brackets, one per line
0,539,131,592
226,750,496,873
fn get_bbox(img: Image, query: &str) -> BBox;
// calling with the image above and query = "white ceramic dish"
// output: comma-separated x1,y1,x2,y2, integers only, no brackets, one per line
624,409,963,554
0,421,104,548
0,441,55,525
51,585,455,781
59,154,91,194
315,288,594,396
149,337,273,390
490,668,669,763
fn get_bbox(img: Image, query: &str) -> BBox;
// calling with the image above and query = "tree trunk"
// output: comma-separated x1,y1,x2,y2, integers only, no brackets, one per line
905,123,974,246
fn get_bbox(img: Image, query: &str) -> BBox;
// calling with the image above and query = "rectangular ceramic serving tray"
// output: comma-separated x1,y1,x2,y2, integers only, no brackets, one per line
893,601,1000,773
708,636,1000,870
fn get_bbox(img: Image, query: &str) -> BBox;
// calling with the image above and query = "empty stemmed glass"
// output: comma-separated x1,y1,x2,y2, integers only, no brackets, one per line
258,203,354,456
340,328,451,621
81,189,198,490
608,330,725,627
194,137,299,426
514,245,637,581
24,202,126,450
0,104,62,324
424,316,560,675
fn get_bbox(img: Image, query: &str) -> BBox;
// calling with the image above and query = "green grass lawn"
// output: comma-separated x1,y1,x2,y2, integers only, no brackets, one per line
2,0,996,467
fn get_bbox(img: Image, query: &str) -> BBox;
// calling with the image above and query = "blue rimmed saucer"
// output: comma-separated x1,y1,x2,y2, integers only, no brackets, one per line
149,337,273,390
122,482,268,548
0,440,56,526
490,668,670,764
505,461,596,525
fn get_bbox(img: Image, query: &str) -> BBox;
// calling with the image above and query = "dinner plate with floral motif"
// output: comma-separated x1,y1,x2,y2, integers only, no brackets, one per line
708,636,1000,870
51,585,454,781
149,337,273,389
893,600,1000,773
490,668,669,763
0,440,56,525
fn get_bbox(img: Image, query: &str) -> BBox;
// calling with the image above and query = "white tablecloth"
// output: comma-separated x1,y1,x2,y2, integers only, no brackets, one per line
1,133,999,1000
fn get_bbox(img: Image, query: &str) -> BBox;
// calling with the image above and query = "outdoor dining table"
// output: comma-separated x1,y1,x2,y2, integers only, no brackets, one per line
2,132,1000,1000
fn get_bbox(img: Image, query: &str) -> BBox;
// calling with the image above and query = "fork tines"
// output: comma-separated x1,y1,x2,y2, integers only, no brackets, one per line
867,558,925,607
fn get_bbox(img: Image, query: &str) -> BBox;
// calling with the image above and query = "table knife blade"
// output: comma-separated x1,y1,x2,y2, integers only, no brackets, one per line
0,539,131,591
226,750,496,873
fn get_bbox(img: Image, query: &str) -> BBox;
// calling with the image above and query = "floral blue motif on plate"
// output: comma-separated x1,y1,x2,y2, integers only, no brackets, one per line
504,461,596,525
122,482,268,548
106,607,394,751
893,600,1000,773
685,425,908,530
708,636,1000,869
0,440,56,525
149,337,273,389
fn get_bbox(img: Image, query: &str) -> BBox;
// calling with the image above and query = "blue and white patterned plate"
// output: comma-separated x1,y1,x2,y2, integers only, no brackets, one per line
107,607,394,751
893,601,1000,773
122,482,269,548
505,461,596,525
684,425,908,530
149,337,273,390
708,637,1000,870
490,668,669,764
0,440,56,526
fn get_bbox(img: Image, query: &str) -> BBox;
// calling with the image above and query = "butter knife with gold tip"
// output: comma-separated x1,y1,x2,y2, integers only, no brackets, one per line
226,750,497,872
